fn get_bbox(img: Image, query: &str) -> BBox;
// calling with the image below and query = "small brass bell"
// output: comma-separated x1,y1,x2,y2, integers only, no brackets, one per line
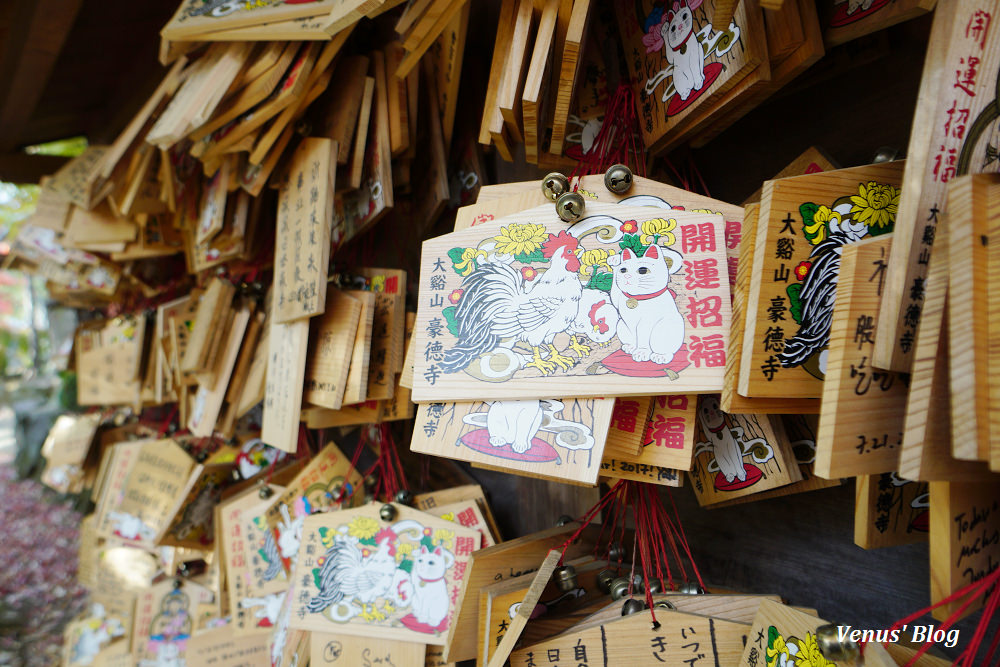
556,514,574,526
554,565,578,592
609,576,631,600
654,599,676,610
596,569,615,594
394,489,414,506
604,164,634,194
364,475,378,491
621,599,645,616
816,623,860,662
195,451,208,463
258,483,274,499
647,578,663,594
678,581,706,595
379,503,398,522
608,542,625,562
541,172,570,201
556,192,585,223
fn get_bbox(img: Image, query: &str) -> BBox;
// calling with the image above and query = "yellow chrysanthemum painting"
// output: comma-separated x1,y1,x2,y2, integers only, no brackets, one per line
850,181,900,230
493,223,547,256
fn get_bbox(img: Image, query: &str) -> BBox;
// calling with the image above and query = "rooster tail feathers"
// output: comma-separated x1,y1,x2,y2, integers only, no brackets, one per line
306,541,353,613
439,263,522,373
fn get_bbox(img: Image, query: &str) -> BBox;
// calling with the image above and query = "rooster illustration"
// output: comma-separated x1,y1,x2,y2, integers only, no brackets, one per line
307,536,399,622
777,232,847,371
440,231,587,376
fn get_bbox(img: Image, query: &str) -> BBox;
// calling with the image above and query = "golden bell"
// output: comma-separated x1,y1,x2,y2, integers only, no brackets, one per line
609,577,631,600
604,163,634,194
556,192,585,222
394,489,414,506
596,569,615,594
541,172,570,201
816,623,860,662
554,565,578,592
621,599,645,615
678,581,706,595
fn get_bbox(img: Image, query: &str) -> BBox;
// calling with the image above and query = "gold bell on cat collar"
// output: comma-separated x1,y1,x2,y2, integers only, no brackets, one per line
556,192,585,222
604,164,634,194
541,172,570,201
554,565,578,592
816,623,860,662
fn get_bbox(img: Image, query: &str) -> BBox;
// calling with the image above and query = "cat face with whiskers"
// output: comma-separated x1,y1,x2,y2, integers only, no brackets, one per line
612,245,675,294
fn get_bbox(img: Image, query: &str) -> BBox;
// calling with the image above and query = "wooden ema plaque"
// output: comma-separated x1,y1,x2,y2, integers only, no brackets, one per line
289,504,480,645
689,396,802,506
820,0,934,48
616,0,767,155
261,314,309,454
723,203,819,414
929,479,1000,621
411,398,615,486
273,137,335,323
511,607,749,667
740,161,905,398
855,473,929,550
815,236,911,479
309,631,426,667
304,290,363,410
161,0,340,39
413,202,732,401
876,2,1000,372
601,394,695,486
130,579,214,666
738,599,833,667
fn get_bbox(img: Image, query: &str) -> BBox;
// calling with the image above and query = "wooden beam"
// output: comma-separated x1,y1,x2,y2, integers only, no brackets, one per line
0,152,70,184
0,0,84,153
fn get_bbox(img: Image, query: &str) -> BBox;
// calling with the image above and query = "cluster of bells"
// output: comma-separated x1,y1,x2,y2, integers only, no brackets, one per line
541,163,635,222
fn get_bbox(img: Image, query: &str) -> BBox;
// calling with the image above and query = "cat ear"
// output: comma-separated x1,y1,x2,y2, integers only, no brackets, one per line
434,546,443,556
622,248,635,261
643,244,661,260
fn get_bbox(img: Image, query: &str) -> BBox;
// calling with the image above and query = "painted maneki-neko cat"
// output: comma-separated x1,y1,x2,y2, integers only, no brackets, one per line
416,204,731,399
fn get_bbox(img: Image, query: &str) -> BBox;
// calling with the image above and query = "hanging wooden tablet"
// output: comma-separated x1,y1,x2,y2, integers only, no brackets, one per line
161,463,232,549
689,396,801,505
743,147,838,205
947,175,996,463
303,400,385,427
616,0,767,156
723,203,820,414
428,499,497,548
180,277,233,376
185,627,271,666
305,290,364,410
900,216,994,480
273,137,335,323
738,599,833,667
31,178,73,232
358,267,408,389
443,524,600,663
161,0,340,39
383,312,418,422
854,472,929,549
189,305,251,437
40,413,101,494
413,61,451,233
411,397,614,485
46,145,109,210
100,439,199,549
765,0,806,63
310,632,427,667
261,315,309,453
601,394,695,487
63,203,137,248
76,316,146,406
815,236,911,479
263,441,364,569
511,607,750,667
62,605,128,667
220,484,290,634
740,161,905,398
131,579,214,666
929,479,1000,621
414,484,502,544
288,503,480,644
432,1,469,149
521,0,558,164
413,203,731,401
605,396,653,458
875,2,1000,372
312,55,371,165
820,0,935,48
343,289,377,405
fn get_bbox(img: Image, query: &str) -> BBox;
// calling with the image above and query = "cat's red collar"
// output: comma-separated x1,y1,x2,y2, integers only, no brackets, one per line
621,285,671,300
669,27,694,51
707,421,726,434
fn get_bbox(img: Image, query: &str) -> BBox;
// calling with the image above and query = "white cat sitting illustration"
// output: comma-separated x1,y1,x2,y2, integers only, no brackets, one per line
607,244,685,365
661,0,705,101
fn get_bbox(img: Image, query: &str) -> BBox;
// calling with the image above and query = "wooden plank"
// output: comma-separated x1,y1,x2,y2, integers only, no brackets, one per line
990,165,1000,471
304,290,364,410
347,76,377,190
188,305,251,437
433,2,469,149
497,0,536,145
821,0,936,48
479,0,520,146
742,147,838,205
874,3,997,372
395,0,469,79
738,599,828,667
604,394,696,476
522,0,558,164
313,55,370,165
273,137,335,323
261,316,309,454
161,0,340,39
740,161,905,398
815,235,910,478
386,43,410,156
722,203,820,414
412,398,614,485
342,290,376,406
854,472,928,549
310,633,425,666
413,203,731,401
548,0,591,155
929,480,1000,621
765,0,805,63
947,174,995,460
900,210,996,480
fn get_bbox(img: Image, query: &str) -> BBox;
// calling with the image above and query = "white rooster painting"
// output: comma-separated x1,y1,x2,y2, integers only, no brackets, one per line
297,513,477,641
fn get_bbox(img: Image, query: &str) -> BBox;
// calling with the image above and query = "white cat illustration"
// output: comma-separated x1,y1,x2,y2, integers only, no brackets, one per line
697,396,746,483
487,400,544,453
407,545,455,629
607,244,685,365
661,0,706,101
